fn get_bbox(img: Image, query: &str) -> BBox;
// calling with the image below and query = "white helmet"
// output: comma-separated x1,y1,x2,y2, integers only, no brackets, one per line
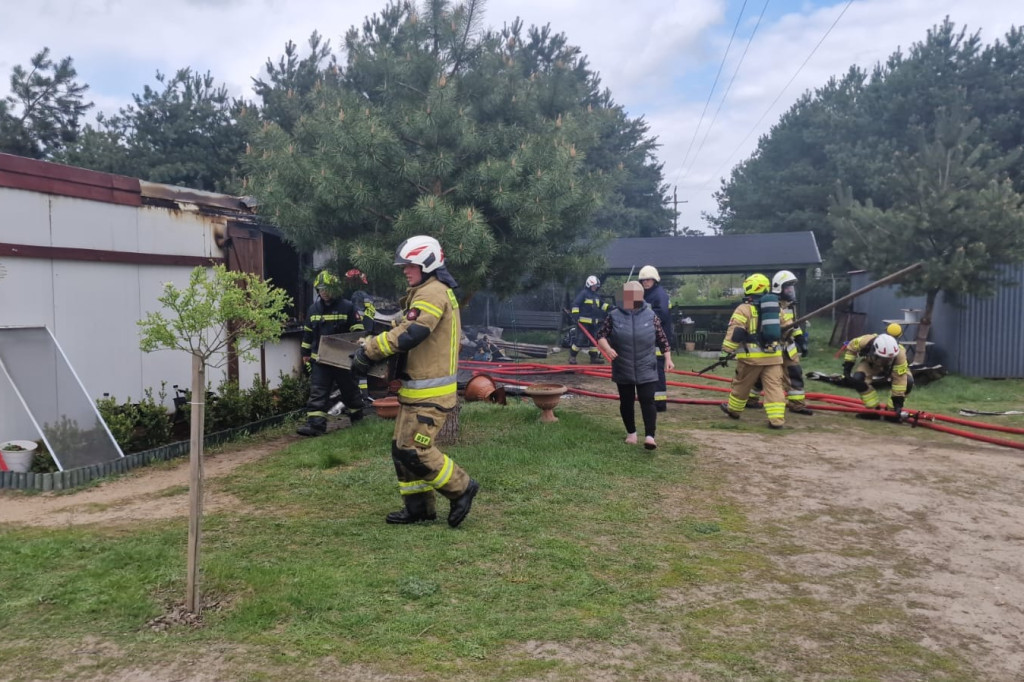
771,270,798,294
394,235,444,273
872,334,900,358
638,265,660,282
585,275,600,288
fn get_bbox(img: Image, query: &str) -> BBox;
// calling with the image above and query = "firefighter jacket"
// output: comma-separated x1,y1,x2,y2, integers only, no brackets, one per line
643,282,674,346
721,299,783,366
571,287,609,327
365,274,461,408
844,333,911,396
780,300,805,364
301,297,364,361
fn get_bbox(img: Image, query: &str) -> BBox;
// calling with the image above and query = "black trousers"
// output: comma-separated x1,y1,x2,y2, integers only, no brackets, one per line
305,362,364,427
617,381,658,437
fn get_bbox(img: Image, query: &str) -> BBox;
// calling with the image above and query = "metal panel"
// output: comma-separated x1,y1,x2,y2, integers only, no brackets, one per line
52,260,143,402
137,205,219,258
49,194,139,252
0,187,52,246
956,265,1024,378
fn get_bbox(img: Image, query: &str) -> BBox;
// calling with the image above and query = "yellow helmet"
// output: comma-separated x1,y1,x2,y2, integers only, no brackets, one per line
313,270,339,290
742,273,770,296
886,322,903,338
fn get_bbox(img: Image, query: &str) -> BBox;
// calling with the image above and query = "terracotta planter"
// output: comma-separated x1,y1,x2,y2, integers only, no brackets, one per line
523,383,568,423
372,396,400,419
464,373,507,405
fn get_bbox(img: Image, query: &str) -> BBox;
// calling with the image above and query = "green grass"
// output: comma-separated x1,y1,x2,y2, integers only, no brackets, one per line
0,356,1012,680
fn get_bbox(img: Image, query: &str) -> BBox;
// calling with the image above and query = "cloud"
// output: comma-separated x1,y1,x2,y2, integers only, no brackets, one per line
1,0,1019,233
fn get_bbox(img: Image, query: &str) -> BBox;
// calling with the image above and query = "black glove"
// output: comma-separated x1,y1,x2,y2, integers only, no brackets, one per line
795,335,808,357
885,396,907,423
842,361,854,378
349,347,372,377
718,351,732,366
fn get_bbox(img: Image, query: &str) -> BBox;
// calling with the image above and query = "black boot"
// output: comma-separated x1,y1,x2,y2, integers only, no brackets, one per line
296,420,326,437
448,479,480,528
386,494,437,524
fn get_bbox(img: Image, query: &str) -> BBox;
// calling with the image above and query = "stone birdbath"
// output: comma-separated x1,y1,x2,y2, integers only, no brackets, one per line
523,383,568,423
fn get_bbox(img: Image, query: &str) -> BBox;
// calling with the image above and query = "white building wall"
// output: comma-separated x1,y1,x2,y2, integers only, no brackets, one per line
0,186,300,418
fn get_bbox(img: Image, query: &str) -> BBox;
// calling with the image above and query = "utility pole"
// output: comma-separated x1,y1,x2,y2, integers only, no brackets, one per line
664,185,688,235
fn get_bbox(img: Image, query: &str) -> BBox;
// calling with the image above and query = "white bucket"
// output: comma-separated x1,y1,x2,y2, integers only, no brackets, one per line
902,309,922,324
0,440,38,473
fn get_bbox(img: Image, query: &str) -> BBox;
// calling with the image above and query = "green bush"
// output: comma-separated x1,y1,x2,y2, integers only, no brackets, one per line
95,384,172,453
274,370,310,414
206,379,249,433
247,375,277,422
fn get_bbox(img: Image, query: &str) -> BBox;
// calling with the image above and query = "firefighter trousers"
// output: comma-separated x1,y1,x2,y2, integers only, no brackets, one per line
391,403,472,513
727,361,786,426
304,362,364,429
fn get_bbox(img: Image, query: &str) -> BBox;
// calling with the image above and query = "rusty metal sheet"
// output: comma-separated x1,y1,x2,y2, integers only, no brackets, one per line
317,333,387,378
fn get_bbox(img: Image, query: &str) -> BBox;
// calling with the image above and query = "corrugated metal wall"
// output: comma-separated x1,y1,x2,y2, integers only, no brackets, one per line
850,266,1024,378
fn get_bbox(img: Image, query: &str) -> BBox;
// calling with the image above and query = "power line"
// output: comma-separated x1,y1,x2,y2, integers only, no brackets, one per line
702,0,856,189
675,0,749,183
682,0,771,179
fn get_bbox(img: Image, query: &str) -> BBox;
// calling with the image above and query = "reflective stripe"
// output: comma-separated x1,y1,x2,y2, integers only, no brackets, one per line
404,375,457,389
375,331,393,356
728,394,747,413
578,317,593,324
429,455,455,489
654,392,667,401
307,410,328,418
310,314,348,321
399,382,457,399
399,479,433,495
764,402,786,419
446,289,459,373
413,300,444,318
860,388,879,408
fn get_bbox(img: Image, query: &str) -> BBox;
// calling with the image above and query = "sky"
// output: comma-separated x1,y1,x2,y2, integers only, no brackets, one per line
0,0,1020,232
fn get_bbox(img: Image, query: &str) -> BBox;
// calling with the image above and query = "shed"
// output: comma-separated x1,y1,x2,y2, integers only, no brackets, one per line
848,266,1024,378
0,153,308,415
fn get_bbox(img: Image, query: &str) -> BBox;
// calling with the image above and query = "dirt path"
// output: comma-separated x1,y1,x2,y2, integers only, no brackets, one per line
0,434,300,527
694,429,1024,681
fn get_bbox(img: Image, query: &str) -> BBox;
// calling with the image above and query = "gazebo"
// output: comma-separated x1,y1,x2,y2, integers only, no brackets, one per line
601,232,823,349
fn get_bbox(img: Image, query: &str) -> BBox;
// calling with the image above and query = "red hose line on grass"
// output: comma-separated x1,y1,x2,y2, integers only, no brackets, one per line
461,361,1024,450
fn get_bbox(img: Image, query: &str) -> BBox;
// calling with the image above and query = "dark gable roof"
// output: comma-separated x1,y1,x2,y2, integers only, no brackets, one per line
603,232,821,275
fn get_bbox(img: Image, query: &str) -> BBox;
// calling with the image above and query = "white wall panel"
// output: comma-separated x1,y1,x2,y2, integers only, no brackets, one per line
50,195,139,252
51,260,142,401
137,206,219,257
0,258,55,328
0,187,52,245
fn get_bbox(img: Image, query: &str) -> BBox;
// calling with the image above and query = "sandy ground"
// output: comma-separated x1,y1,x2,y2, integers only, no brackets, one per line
2,414,1023,680
696,428,1024,681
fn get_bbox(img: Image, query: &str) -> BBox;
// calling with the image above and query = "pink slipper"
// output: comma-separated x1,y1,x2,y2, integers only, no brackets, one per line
644,436,657,450
624,432,638,445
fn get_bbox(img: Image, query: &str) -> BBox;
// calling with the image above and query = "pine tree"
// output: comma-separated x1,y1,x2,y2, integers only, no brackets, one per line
0,48,92,159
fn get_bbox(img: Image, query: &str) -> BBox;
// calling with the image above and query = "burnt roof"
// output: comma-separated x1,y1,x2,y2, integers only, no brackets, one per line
603,232,821,275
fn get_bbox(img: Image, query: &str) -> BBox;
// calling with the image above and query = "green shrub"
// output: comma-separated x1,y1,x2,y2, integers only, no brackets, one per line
247,375,277,422
274,370,309,414
206,379,249,433
95,385,172,453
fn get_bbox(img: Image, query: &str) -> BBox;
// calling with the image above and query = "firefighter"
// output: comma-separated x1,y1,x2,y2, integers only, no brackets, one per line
639,265,674,412
569,275,609,365
350,235,480,527
345,268,377,402
842,332,914,421
296,270,366,437
718,273,786,429
772,270,812,415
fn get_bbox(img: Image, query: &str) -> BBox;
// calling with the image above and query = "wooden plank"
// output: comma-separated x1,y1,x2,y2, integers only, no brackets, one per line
0,242,224,267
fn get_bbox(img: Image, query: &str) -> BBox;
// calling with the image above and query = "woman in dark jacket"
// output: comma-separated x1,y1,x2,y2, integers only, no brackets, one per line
596,281,674,450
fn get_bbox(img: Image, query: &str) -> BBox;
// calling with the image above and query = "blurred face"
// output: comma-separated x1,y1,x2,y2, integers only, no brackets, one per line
403,264,424,286
317,288,333,303
623,284,644,309
640,278,655,290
